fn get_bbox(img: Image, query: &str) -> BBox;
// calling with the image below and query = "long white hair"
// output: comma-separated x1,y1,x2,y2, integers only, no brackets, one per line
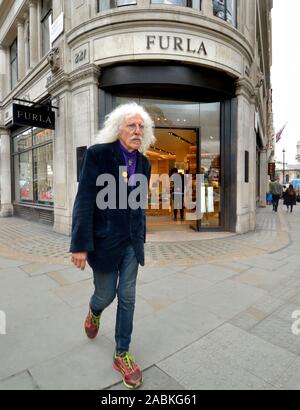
95,103,156,153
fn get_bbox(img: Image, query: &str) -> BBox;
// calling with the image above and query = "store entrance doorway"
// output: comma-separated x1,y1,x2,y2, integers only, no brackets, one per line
146,127,198,232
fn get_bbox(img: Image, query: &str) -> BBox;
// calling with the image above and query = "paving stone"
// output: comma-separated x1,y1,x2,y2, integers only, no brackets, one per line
233,267,291,291
165,324,296,387
0,371,37,390
252,295,285,315
230,309,265,331
52,280,94,308
29,339,118,390
20,263,68,276
213,260,251,273
0,257,29,269
0,266,30,282
275,358,300,390
47,267,92,285
187,280,266,321
0,306,88,381
158,342,275,390
269,277,300,301
236,255,287,271
137,272,213,306
230,296,285,331
182,263,239,283
137,266,183,284
251,315,300,356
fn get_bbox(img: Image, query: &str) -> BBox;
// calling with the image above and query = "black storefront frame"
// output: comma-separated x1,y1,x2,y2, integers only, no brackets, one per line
99,63,237,232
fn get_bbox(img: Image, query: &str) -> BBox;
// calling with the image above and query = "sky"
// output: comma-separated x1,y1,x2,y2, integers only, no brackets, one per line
271,0,300,165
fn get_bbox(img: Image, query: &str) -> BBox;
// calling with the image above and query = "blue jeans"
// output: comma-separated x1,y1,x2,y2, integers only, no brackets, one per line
90,244,139,354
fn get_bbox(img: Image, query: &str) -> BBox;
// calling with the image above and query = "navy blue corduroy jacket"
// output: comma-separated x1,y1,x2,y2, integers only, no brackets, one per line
70,141,151,272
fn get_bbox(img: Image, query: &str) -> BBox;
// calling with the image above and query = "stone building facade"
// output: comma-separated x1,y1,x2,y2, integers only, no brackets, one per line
0,0,273,234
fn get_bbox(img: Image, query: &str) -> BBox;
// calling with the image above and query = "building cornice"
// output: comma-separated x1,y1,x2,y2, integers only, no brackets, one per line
66,9,254,65
46,64,101,95
235,78,255,104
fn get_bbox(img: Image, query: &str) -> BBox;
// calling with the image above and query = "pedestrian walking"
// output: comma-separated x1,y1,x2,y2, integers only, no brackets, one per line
283,184,297,213
269,176,282,212
70,103,155,389
170,168,185,221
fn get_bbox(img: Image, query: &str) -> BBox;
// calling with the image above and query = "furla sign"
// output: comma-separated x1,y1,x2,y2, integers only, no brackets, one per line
146,35,207,56
13,104,55,130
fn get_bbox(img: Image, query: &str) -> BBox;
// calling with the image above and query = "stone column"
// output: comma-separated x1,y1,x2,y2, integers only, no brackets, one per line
17,19,25,80
201,0,213,15
259,148,267,207
235,79,256,233
0,129,13,217
46,64,101,235
29,0,39,67
23,13,30,74
0,45,8,100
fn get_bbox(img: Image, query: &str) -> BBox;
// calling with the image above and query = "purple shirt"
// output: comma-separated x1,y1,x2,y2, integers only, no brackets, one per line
119,142,137,179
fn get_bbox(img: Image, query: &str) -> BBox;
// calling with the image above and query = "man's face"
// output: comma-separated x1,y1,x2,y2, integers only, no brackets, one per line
119,114,144,152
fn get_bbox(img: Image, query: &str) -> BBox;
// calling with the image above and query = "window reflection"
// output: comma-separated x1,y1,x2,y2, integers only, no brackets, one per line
98,0,137,12
151,0,200,8
33,145,54,205
213,0,236,26
15,152,33,202
13,128,54,206
200,103,221,227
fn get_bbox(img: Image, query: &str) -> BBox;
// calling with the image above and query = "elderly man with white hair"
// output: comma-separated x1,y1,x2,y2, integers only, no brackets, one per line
70,103,155,389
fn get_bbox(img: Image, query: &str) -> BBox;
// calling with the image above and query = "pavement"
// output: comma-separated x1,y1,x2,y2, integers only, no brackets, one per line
0,203,300,390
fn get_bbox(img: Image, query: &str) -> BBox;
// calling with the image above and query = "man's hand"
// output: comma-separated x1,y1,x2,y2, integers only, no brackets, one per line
71,252,88,270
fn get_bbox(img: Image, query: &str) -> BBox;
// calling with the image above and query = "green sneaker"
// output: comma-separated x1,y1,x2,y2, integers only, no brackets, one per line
113,352,143,389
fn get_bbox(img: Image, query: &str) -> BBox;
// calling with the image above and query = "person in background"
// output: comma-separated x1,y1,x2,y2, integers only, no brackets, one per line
269,176,282,212
283,184,297,213
170,168,185,221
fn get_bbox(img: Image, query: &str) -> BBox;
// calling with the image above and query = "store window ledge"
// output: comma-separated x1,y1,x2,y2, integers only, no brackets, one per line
13,202,54,211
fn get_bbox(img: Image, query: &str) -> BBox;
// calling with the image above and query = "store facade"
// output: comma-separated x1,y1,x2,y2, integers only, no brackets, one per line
0,0,273,235
98,63,236,231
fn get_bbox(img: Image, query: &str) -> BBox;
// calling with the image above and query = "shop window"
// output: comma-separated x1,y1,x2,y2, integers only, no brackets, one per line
213,0,236,26
33,144,54,205
97,0,137,12
14,152,34,202
41,0,52,56
151,0,201,8
13,128,54,206
13,129,32,152
10,38,18,89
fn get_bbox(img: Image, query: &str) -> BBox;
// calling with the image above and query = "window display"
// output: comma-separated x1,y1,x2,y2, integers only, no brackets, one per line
12,127,54,206
15,152,34,202
33,144,54,205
